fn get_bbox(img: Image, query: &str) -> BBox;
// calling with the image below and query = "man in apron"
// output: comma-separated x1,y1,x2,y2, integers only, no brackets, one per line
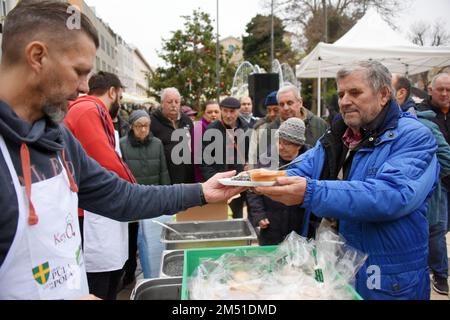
0,1,245,300
65,72,133,300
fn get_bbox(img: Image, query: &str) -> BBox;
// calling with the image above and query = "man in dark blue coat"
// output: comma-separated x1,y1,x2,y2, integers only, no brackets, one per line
416,73,450,295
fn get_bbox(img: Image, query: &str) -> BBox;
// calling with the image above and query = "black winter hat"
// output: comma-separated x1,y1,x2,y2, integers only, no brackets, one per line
220,97,241,109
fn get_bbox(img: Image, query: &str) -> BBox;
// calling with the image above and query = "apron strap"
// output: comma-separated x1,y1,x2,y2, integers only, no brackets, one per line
61,149,79,193
20,143,39,226
18,144,78,225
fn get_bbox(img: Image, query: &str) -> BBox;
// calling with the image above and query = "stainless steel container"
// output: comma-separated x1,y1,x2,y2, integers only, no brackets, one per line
130,277,182,300
160,250,185,278
160,218,257,250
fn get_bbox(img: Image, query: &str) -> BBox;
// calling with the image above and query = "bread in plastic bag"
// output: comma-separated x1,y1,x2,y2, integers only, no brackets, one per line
188,228,367,300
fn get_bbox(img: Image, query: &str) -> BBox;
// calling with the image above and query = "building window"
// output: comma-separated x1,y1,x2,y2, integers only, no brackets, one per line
227,44,235,54
96,57,100,71
106,41,111,57
102,60,106,71
0,0,8,16
100,35,105,51
1,0,7,16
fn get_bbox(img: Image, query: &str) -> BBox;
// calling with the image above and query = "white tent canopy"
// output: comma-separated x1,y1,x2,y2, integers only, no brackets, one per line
122,92,156,105
295,8,450,115
296,8,450,78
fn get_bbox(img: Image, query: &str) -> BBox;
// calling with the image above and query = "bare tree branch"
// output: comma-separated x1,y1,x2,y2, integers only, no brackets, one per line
267,0,403,53
409,21,427,46
431,20,450,46
409,19,449,47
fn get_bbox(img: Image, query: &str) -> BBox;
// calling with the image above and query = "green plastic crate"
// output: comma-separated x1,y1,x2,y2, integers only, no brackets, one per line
181,245,363,300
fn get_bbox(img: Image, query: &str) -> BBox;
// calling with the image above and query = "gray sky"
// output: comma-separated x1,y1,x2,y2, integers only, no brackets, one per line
84,0,450,68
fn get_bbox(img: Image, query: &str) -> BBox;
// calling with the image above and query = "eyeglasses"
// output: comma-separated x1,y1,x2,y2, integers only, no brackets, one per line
279,139,299,147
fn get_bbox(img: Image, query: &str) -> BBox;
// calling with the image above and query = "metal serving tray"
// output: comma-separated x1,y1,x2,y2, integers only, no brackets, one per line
160,218,257,250
160,250,185,278
130,277,182,300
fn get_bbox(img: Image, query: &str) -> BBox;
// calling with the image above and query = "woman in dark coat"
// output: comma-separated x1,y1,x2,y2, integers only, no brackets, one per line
120,110,170,186
120,110,171,280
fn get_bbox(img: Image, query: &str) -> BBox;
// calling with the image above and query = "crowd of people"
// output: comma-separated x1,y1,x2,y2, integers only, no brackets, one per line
0,1,449,301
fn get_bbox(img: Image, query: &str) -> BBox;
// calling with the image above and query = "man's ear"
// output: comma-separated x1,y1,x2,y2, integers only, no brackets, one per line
107,87,116,100
379,86,391,106
428,85,433,95
25,41,48,73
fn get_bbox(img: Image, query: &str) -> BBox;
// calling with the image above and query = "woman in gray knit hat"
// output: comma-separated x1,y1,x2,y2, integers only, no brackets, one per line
276,118,307,163
247,117,310,245
120,110,171,281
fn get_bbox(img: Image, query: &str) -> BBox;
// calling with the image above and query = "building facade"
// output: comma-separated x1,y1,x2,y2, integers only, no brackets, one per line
116,35,136,93
0,0,152,102
220,36,243,65
132,48,152,98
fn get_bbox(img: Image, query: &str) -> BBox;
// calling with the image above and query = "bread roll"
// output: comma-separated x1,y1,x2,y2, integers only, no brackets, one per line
249,169,287,182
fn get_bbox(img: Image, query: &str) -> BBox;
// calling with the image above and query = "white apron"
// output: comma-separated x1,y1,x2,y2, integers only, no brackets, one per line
83,130,128,273
0,136,89,299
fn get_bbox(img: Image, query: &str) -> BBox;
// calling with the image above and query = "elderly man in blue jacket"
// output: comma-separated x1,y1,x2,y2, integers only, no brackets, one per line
257,60,439,300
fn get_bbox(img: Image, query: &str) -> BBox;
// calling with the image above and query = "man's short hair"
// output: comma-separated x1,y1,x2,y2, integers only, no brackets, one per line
2,0,99,65
160,88,181,102
431,73,450,89
394,76,412,100
88,72,124,96
337,61,394,99
277,84,302,103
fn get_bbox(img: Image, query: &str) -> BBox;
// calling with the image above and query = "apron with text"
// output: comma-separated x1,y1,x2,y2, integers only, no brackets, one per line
0,136,89,299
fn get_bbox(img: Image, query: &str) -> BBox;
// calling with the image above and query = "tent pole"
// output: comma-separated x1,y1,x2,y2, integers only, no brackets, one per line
317,60,321,117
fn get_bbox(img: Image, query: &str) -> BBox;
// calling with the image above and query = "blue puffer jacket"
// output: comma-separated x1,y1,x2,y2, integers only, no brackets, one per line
288,100,439,300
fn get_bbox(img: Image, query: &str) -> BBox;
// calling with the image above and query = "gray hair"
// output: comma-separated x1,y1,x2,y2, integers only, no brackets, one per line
431,73,450,89
277,84,302,102
160,87,181,102
337,60,394,98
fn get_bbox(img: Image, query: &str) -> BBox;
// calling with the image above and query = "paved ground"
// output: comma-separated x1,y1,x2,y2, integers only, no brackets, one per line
116,263,143,300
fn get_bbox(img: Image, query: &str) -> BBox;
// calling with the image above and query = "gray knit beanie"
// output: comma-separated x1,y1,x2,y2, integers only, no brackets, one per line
277,118,306,145
129,110,150,125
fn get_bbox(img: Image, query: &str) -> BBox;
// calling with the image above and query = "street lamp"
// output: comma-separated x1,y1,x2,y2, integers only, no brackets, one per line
271,0,274,65
216,0,220,102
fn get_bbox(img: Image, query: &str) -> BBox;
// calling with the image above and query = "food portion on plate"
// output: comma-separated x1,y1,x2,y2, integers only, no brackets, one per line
231,169,286,182
248,169,287,182
218,169,287,186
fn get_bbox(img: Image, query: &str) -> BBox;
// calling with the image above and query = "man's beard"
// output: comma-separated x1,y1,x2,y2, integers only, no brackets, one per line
109,99,121,119
43,101,68,124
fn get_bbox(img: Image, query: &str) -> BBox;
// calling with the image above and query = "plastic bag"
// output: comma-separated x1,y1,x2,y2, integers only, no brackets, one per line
189,228,367,300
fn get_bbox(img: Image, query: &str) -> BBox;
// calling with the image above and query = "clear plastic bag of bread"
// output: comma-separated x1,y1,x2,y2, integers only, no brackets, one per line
188,228,367,300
